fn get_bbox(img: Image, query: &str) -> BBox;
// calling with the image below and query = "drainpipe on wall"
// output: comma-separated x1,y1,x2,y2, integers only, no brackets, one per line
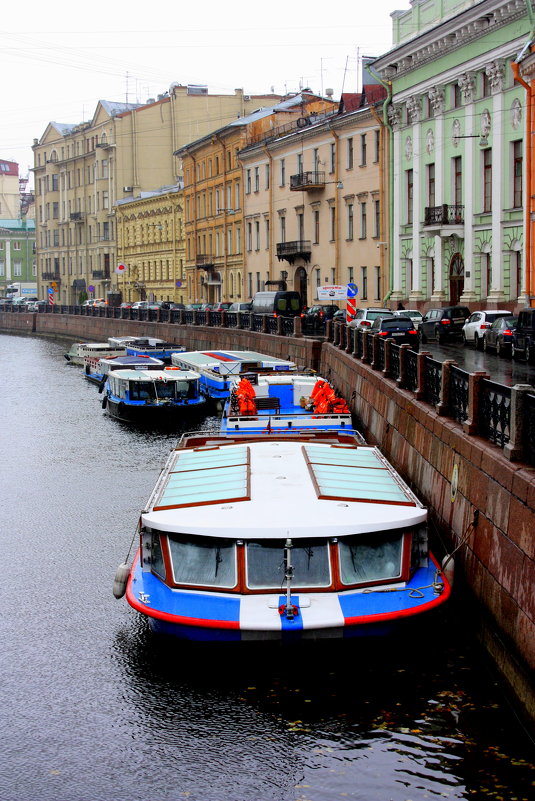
512,2,535,306
366,64,394,307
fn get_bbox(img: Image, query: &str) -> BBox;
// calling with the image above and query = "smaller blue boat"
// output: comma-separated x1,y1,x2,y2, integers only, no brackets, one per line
220,373,362,437
102,366,206,426
125,337,185,364
85,354,165,386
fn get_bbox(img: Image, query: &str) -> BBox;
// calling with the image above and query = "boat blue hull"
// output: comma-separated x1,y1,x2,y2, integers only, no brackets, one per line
126,554,451,642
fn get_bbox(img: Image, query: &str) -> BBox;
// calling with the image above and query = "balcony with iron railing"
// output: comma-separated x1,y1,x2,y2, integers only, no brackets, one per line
424,204,464,227
91,270,111,280
290,171,326,191
195,254,215,269
42,272,61,281
70,212,85,222
276,240,312,264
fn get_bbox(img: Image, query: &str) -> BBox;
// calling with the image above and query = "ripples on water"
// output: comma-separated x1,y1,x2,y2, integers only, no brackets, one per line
0,333,533,801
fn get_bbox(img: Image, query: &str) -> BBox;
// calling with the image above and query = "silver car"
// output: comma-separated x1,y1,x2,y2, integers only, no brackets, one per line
462,310,510,350
347,307,395,330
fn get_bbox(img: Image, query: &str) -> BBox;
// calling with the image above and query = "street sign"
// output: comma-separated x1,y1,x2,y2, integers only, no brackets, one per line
176,280,182,288
317,285,347,300
88,285,95,293
347,283,358,298
47,287,54,294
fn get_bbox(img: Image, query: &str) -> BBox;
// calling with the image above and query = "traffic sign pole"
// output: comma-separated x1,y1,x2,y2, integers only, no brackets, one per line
346,283,358,322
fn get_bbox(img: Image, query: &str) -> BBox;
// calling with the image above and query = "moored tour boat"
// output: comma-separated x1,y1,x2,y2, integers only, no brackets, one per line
170,350,298,403
115,431,452,641
220,373,361,437
64,341,127,366
125,337,185,364
84,354,165,386
102,366,206,425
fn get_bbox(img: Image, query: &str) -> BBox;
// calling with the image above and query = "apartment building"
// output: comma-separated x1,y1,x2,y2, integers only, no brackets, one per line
176,93,339,304
372,0,530,310
0,219,36,298
239,86,388,307
33,85,283,304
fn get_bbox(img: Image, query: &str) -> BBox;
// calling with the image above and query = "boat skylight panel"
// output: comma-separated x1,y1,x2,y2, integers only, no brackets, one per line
153,446,251,509
303,445,416,506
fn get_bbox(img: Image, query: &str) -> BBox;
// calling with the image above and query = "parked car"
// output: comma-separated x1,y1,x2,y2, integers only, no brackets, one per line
347,308,394,330
332,309,347,323
211,302,232,312
370,315,419,350
302,304,340,332
82,299,97,307
482,316,518,357
418,306,470,344
93,298,108,307
461,310,510,349
393,308,423,328
227,302,252,314
185,303,203,310
119,302,133,309
131,301,148,309
27,300,47,311
512,308,535,362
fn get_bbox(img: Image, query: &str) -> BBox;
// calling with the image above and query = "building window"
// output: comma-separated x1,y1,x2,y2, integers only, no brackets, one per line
247,222,252,251
246,169,251,194
482,71,491,98
360,134,367,166
453,157,462,206
375,266,381,300
330,143,336,173
297,212,304,242
513,140,522,209
515,250,522,295
359,202,367,239
483,149,492,212
255,220,260,250
280,159,285,186
254,167,259,192
265,218,269,248
330,206,336,240
265,164,270,189
313,210,320,244
427,163,435,208
280,216,286,243
14,259,22,276
297,153,303,174
347,138,354,169
361,267,368,300
13,241,21,250
453,82,462,108
347,203,354,240
373,199,380,238
406,169,413,223
373,130,380,163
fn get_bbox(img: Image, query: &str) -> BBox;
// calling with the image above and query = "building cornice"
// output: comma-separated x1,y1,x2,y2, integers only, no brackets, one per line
373,0,527,81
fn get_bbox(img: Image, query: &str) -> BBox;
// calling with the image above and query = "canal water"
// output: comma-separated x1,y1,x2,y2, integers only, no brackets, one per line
0,333,533,801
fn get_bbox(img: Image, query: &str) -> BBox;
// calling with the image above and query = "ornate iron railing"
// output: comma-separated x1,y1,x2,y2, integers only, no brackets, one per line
450,366,469,423
405,349,418,393
479,379,511,446
424,204,464,226
423,357,442,407
390,343,401,381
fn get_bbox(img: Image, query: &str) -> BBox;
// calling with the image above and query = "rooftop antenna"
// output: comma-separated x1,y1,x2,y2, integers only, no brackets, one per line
341,55,349,95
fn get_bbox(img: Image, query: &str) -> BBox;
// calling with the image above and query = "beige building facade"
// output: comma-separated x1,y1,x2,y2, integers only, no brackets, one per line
33,85,283,304
240,94,389,307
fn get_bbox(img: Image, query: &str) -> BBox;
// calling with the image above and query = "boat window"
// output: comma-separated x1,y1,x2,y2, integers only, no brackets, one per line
246,539,330,589
338,531,403,585
167,534,237,588
151,533,166,579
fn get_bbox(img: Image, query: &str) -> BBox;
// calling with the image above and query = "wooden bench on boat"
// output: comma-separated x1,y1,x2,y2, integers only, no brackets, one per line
254,396,281,412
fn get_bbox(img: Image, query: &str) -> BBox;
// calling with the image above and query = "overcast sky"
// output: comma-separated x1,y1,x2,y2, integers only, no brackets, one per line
1,0,406,188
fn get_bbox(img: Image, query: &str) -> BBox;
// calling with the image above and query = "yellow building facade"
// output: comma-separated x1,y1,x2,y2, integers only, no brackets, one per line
115,185,185,304
178,93,338,304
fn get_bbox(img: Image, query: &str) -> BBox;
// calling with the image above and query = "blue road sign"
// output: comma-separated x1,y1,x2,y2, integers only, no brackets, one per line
347,283,358,298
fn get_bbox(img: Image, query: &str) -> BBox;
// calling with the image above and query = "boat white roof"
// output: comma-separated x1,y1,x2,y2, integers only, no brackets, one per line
111,368,200,382
172,350,297,374
141,439,426,539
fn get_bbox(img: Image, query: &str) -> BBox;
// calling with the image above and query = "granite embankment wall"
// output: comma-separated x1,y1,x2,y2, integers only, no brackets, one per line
3,312,534,722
